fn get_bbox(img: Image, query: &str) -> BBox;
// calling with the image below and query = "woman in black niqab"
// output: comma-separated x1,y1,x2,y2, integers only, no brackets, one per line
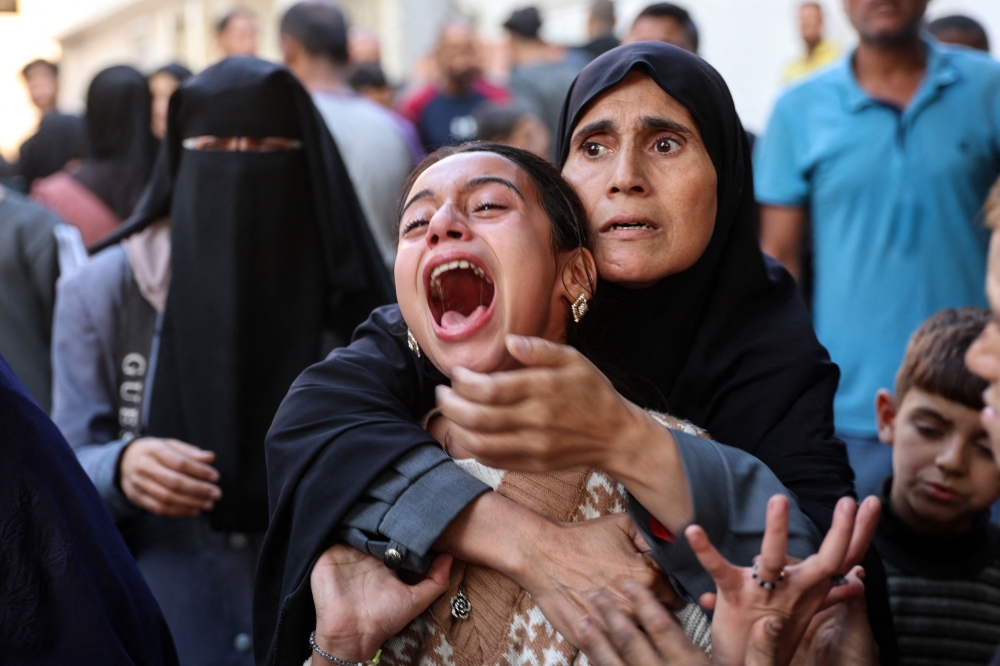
93,56,393,534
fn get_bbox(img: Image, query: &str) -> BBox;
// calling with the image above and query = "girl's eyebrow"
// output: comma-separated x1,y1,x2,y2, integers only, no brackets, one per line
402,188,433,214
402,176,525,214
463,176,525,202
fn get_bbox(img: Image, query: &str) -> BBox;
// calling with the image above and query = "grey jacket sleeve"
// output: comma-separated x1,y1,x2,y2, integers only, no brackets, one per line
338,444,490,572
630,429,822,602
51,249,140,522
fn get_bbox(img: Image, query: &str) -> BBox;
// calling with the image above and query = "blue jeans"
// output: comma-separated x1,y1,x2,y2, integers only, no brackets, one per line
839,433,893,501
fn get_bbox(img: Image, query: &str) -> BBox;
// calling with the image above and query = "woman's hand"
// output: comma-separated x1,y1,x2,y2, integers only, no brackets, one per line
436,334,693,531
517,513,682,649
310,545,452,663
579,582,784,666
695,495,880,666
789,595,879,666
118,437,221,517
435,335,650,473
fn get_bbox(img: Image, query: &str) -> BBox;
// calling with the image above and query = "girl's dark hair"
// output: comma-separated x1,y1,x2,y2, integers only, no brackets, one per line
396,141,591,261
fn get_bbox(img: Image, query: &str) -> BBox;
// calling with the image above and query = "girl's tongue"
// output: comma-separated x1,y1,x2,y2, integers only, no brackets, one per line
430,265,496,331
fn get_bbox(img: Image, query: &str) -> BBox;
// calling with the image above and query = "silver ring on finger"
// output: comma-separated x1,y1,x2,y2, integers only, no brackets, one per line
751,561,785,590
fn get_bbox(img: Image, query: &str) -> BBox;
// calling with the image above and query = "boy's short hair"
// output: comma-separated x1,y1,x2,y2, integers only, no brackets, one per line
986,175,1000,231
895,307,991,410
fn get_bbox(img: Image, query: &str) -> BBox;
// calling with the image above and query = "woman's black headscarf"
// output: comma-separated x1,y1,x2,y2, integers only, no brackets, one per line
73,65,158,220
93,57,393,533
16,112,86,189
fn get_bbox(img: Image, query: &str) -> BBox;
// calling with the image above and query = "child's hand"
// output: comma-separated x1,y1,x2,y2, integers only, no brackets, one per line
310,544,453,663
692,495,880,666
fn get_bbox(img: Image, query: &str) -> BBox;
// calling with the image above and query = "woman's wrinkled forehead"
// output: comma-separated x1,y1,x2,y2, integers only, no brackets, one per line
557,42,735,172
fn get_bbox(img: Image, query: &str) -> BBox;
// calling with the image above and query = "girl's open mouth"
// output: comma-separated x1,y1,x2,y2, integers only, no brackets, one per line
425,255,497,340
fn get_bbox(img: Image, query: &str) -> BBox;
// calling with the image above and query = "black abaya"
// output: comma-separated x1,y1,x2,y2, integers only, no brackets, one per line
257,44,897,665
0,354,178,665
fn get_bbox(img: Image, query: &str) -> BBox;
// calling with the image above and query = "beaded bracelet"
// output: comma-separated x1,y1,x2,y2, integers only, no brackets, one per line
308,632,381,666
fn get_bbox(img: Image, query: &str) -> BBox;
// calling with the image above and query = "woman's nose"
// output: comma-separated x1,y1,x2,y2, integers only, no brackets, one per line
426,204,473,247
608,147,650,196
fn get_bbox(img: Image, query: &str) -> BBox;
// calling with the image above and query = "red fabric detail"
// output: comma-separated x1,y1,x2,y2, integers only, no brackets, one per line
396,84,439,125
396,79,512,125
31,172,121,246
472,79,512,104
649,516,675,543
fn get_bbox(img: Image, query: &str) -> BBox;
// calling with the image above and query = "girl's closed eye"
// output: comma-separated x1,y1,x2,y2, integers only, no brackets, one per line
402,218,429,235
473,201,507,214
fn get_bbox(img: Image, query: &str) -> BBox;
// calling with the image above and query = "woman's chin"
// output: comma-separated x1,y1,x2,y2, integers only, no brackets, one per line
430,343,514,378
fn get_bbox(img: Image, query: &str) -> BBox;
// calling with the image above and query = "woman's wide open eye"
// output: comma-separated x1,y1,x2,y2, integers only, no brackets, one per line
653,136,682,154
581,141,609,158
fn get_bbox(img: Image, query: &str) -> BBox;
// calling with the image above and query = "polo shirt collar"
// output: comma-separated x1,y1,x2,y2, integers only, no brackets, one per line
836,36,961,114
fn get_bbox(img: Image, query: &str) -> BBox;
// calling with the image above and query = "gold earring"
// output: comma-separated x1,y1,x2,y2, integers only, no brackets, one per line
407,329,421,357
572,293,589,323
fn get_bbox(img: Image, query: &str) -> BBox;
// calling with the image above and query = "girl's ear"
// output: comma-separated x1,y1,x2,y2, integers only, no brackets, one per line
559,247,597,304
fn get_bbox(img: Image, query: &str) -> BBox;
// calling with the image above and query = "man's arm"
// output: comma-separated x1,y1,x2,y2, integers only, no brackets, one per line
759,204,806,282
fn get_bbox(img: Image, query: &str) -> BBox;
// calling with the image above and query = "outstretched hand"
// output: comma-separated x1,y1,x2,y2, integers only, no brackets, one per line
310,545,452,663
579,581,784,666
694,495,880,666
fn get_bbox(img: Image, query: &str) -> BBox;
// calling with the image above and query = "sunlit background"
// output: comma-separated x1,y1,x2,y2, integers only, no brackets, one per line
2,0,998,160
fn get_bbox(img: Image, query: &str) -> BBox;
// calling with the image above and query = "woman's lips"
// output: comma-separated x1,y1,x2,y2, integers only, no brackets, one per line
598,215,661,238
922,481,963,504
423,253,497,342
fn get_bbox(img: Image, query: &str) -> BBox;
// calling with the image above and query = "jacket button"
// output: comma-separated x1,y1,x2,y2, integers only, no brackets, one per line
384,548,402,570
233,632,252,653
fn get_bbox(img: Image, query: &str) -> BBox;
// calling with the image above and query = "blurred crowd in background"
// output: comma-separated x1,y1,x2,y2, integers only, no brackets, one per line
2,0,1000,664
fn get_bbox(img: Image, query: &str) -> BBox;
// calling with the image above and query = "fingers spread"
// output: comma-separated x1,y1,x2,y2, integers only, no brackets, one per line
686,525,741,592
758,494,790,579
812,497,857,579
844,496,881,570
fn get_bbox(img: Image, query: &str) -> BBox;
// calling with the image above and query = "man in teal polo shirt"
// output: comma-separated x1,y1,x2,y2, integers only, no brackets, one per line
755,0,1000,500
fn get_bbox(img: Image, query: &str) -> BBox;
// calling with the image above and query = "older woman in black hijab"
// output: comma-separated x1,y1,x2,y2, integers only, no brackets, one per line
256,43,895,664
31,66,157,246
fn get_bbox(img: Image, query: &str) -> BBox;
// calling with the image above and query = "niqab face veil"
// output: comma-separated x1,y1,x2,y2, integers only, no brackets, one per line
95,57,393,532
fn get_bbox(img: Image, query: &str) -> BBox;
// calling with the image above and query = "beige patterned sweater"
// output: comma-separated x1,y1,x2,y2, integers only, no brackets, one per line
378,413,712,666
